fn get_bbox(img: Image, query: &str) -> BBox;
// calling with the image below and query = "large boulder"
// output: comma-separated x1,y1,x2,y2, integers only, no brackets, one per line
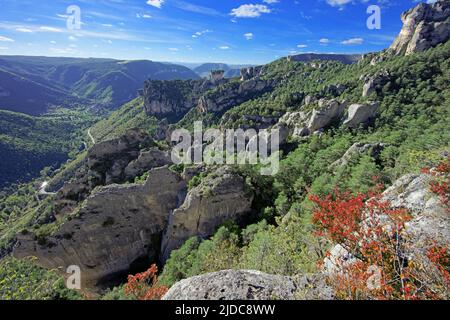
163,270,333,300
307,99,347,133
14,167,187,289
389,0,450,55
160,167,253,262
343,102,379,128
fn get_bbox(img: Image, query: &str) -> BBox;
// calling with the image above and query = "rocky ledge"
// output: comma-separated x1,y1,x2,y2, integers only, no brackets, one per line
163,269,333,300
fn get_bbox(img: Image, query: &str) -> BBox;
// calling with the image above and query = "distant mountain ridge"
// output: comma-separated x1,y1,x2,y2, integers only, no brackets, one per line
287,53,363,64
0,56,200,115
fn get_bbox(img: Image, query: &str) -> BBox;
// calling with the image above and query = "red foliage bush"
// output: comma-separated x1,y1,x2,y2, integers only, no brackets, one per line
124,264,168,300
310,184,449,300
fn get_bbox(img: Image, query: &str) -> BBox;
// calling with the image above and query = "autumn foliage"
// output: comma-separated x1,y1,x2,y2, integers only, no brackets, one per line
124,264,168,300
310,181,449,300
423,156,450,211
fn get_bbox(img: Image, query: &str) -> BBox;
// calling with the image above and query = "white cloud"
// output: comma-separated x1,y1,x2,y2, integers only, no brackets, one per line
319,38,330,44
68,36,77,41
297,44,308,48
326,0,352,7
40,26,63,33
0,36,14,42
102,24,113,27
136,13,152,19
341,37,364,45
15,28,33,33
219,46,230,50
147,0,164,9
230,4,271,18
263,0,279,3
192,29,211,38
244,32,254,40
0,47,9,50
169,47,179,51
50,41,56,44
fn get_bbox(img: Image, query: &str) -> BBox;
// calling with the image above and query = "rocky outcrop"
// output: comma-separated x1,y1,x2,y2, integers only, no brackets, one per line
14,167,187,289
161,166,253,262
277,99,348,138
197,79,274,114
240,66,265,81
307,99,348,133
142,79,226,121
329,142,386,170
323,84,346,97
389,0,450,55
124,148,171,180
87,129,151,187
343,102,379,128
163,270,333,300
362,70,391,97
383,173,449,247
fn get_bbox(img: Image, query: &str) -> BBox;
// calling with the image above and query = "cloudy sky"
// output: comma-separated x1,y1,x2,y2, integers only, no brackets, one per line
0,0,432,64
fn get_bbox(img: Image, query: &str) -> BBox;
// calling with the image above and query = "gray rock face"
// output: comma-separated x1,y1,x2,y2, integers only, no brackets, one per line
163,269,333,300
343,102,379,128
161,167,253,262
142,79,225,121
362,70,391,97
390,0,450,55
197,79,273,114
87,129,149,187
124,148,171,180
307,99,347,133
382,173,449,247
240,66,265,81
14,167,187,288
329,142,386,170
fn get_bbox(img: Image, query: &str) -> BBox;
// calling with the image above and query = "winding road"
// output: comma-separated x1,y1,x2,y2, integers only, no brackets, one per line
87,128,96,144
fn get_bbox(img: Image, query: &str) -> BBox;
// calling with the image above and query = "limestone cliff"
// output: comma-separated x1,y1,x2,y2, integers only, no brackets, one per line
14,167,187,288
390,0,450,55
160,166,254,262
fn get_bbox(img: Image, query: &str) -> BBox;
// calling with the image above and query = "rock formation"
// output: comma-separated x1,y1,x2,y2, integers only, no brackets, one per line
383,173,449,247
142,79,226,121
343,102,379,128
163,269,333,300
197,79,274,114
329,142,386,170
240,66,265,81
161,166,253,262
307,99,348,133
362,70,391,97
14,167,187,288
390,0,450,55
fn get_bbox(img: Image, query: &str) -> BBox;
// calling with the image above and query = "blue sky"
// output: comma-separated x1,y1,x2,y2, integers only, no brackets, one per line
0,0,433,64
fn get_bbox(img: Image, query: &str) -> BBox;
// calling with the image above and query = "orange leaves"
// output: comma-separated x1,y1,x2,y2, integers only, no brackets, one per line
124,264,168,300
310,186,447,300
428,156,449,210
